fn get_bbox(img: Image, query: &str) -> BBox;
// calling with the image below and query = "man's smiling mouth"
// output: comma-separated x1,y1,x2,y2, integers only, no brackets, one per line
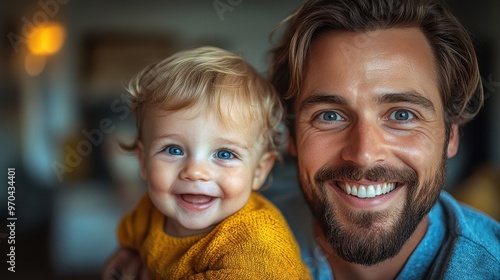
337,182,397,198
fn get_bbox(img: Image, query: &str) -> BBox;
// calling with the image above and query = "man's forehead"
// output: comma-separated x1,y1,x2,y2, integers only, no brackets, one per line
298,27,440,107
307,27,434,68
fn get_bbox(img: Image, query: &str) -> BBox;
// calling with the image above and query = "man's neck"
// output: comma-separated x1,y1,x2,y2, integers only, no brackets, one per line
314,216,429,280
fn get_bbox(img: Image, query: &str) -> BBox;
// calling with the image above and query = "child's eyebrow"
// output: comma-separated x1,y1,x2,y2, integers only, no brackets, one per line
151,134,251,151
151,134,182,144
215,137,250,151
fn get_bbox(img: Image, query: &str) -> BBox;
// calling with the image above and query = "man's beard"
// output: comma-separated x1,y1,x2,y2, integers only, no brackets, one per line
300,155,447,266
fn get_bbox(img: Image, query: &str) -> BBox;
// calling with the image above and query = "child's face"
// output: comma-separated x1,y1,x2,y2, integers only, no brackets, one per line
137,105,275,237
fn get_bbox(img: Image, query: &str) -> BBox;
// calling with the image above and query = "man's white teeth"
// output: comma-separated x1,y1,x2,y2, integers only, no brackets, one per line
343,182,396,198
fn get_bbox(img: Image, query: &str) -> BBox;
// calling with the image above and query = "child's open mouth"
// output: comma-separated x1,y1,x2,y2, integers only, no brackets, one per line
177,194,217,211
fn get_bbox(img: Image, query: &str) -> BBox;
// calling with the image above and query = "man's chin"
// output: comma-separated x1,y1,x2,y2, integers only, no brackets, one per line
320,209,410,266
325,232,406,266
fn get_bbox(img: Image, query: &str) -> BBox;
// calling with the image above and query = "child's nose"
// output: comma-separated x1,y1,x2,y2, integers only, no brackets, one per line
179,159,212,181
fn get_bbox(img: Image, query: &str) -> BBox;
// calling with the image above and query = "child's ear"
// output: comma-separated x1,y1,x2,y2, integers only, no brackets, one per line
252,152,276,191
136,141,147,180
446,123,460,158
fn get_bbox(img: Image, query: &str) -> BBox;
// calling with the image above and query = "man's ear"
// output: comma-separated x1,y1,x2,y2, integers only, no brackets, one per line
136,141,147,180
252,152,276,191
447,123,459,158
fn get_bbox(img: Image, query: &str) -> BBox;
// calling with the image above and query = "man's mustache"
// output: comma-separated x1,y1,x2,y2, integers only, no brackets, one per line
315,164,418,186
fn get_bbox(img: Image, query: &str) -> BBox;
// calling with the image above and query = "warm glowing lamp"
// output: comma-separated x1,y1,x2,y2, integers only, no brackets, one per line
27,22,66,56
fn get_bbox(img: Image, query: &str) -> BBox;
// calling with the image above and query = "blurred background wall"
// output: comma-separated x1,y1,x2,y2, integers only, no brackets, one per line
0,0,499,279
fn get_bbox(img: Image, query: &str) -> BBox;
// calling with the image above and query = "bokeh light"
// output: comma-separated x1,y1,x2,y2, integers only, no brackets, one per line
27,22,66,56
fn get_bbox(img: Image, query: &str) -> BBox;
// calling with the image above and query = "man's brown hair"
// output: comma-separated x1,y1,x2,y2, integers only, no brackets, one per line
270,0,483,138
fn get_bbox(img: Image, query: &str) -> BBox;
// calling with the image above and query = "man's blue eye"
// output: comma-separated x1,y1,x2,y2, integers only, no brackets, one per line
321,111,341,121
165,146,183,155
390,109,413,121
215,150,234,160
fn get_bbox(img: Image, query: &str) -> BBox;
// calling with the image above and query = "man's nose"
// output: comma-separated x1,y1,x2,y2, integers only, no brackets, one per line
340,119,388,167
179,158,212,181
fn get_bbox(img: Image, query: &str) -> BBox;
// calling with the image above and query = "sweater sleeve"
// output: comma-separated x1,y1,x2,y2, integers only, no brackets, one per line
117,194,154,250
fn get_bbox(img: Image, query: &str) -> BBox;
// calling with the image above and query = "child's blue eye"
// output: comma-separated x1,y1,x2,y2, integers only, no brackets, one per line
165,146,183,156
215,150,234,160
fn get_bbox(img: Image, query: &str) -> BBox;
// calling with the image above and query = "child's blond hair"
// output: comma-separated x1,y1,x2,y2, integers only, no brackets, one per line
124,46,284,156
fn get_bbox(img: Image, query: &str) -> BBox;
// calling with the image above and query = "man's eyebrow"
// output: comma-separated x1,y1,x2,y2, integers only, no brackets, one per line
299,94,348,111
378,92,436,113
298,92,436,114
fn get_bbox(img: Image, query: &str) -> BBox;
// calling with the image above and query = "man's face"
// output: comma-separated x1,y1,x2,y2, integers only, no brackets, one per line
293,28,459,265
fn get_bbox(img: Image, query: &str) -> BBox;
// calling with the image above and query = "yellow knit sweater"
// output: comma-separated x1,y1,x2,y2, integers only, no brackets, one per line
118,192,311,279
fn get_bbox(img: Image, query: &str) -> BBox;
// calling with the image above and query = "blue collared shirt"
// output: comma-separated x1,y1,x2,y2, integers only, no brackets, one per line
270,190,500,279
